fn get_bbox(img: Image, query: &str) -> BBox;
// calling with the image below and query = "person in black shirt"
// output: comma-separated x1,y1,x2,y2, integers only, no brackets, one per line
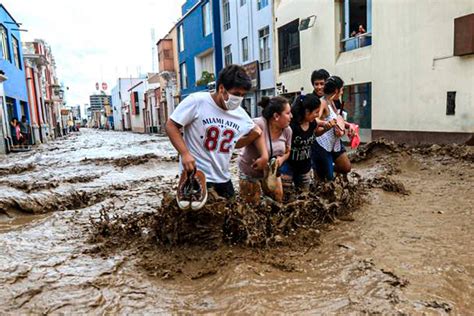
311,69,330,99
281,94,335,190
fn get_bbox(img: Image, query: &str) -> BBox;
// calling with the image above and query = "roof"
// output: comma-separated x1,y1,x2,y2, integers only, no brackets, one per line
176,0,202,26
127,80,144,92
156,37,172,47
0,4,20,27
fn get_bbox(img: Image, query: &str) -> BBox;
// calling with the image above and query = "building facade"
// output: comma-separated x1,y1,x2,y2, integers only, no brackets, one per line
0,5,30,151
89,92,112,129
127,80,146,133
111,77,144,131
220,0,275,117
23,40,57,144
274,0,473,144
177,0,223,99
156,25,179,132
0,72,7,154
144,73,160,133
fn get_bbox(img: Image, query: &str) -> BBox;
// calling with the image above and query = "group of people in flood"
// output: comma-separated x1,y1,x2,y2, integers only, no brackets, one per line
9,116,30,148
166,65,359,208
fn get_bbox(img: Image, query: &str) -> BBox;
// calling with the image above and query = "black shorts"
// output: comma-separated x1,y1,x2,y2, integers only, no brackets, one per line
207,180,235,198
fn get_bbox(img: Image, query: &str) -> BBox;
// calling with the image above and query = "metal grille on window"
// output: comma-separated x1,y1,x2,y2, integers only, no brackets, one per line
259,26,270,70
223,0,231,31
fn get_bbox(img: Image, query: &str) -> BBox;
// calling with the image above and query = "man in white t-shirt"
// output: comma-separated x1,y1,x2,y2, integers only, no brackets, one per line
166,65,268,198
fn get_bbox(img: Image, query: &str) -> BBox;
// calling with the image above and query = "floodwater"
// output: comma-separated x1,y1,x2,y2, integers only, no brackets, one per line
0,129,472,314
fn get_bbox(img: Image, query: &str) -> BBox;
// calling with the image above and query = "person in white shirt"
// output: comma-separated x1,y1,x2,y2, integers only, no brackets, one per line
166,65,268,198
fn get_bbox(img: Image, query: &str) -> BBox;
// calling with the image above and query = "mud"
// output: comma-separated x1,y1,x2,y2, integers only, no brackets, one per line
0,163,36,176
81,153,177,168
87,175,365,279
0,130,472,314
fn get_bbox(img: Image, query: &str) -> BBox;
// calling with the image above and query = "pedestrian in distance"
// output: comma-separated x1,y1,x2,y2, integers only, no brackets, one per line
20,116,30,146
238,96,293,204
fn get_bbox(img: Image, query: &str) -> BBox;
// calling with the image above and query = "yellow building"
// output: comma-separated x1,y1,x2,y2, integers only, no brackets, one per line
274,0,474,144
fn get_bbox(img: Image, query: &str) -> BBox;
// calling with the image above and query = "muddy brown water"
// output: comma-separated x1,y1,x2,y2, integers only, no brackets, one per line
0,129,472,314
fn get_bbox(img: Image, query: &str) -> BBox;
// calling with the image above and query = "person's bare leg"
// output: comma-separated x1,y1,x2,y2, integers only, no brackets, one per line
263,177,283,202
334,152,351,174
239,179,261,205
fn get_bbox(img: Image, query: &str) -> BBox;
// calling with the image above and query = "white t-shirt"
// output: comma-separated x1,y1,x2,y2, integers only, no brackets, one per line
170,92,255,183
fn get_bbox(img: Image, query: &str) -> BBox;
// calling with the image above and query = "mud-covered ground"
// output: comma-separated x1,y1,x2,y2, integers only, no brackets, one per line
0,129,472,314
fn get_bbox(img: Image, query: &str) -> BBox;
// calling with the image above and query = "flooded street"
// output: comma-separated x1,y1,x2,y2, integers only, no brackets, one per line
0,129,472,314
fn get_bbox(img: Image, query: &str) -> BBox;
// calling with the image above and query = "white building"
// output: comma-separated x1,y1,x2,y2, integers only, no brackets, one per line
111,77,144,131
144,73,160,133
274,0,474,144
220,0,275,117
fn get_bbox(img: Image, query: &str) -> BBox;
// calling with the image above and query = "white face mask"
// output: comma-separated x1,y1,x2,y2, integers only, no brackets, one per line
223,91,244,111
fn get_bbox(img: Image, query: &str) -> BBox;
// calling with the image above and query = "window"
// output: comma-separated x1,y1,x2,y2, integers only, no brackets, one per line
341,0,372,52
241,37,249,62
223,0,231,31
195,50,215,85
278,20,300,73
0,25,10,61
224,45,232,66
202,2,213,36
240,0,246,6
257,0,269,10
446,91,456,115
178,24,184,52
180,63,188,89
342,82,372,129
12,36,21,69
131,91,139,115
259,26,270,70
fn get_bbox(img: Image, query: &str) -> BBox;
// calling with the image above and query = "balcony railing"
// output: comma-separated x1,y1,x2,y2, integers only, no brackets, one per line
341,32,372,52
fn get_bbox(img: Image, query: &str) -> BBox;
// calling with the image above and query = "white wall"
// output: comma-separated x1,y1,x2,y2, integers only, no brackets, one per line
274,0,474,135
130,82,146,133
111,78,143,131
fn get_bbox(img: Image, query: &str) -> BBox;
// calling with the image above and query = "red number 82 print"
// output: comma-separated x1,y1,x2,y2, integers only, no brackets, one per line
204,126,235,153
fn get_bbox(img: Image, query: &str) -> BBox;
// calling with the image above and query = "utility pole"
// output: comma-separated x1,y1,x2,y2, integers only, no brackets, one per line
151,28,157,73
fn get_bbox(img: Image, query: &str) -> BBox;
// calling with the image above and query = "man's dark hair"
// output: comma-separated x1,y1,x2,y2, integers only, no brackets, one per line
216,64,252,91
311,69,330,85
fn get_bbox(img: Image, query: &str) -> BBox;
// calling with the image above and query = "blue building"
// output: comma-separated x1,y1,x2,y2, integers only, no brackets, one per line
0,5,29,146
177,0,223,99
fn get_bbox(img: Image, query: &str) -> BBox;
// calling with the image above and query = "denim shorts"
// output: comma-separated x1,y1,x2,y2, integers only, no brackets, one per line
311,140,346,181
280,162,312,189
207,180,235,198
239,172,263,184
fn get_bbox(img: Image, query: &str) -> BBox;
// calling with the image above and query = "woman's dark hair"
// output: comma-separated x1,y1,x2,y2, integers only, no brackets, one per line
216,64,252,91
311,69,330,84
291,93,321,124
258,96,289,120
324,75,344,95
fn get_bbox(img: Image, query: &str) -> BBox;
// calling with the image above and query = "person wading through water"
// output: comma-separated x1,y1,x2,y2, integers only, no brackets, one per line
281,93,336,191
238,96,293,204
312,76,355,181
166,64,268,209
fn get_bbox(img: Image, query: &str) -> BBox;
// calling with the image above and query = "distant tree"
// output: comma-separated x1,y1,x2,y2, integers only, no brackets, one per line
196,71,215,87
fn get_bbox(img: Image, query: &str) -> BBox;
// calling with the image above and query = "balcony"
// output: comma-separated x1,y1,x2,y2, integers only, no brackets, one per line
341,32,372,52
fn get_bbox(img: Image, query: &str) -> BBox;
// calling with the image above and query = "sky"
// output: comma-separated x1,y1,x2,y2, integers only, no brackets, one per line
2,0,182,109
